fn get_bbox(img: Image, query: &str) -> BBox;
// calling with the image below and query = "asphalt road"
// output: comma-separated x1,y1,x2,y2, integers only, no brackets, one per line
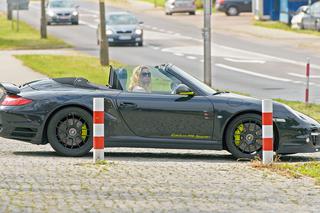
1,0,320,103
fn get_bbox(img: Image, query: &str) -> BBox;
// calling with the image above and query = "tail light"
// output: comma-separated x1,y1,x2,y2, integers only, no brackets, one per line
1,95,32,106
218,0,225,4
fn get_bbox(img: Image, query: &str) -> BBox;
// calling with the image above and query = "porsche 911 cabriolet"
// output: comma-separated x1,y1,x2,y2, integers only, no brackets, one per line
0,64,319,159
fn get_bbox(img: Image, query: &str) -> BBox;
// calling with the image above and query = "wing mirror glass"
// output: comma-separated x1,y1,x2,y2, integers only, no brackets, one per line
174,84,195,96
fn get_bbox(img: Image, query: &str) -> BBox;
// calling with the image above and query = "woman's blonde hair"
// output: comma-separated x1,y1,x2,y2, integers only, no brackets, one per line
128,65,151,92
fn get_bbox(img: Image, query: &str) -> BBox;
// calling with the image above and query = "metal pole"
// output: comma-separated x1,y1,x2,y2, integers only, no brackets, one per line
40,0,47,39
99,0,109,66
203,0,212,87
17,2,20,32
305,58,310,104
7,2,13,20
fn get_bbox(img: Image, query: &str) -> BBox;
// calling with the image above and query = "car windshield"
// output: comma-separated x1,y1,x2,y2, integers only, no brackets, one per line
107,14,138,25
49,1,74,8
170,65,217,95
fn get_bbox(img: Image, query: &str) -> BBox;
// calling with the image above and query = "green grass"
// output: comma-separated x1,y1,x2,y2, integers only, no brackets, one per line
15,55,124,85
0,13,70,50
275,99,320,122
254,20,320,37
277,162,320,184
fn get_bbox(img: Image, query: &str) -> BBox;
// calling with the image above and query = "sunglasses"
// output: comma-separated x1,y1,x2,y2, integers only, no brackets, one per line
141,72,151,77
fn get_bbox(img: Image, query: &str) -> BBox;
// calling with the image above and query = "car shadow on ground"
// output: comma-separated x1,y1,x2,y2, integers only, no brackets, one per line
12,151,320,163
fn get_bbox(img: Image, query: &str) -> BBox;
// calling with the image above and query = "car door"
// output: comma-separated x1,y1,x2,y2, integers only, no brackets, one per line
116,66,214,141
242,0,252,12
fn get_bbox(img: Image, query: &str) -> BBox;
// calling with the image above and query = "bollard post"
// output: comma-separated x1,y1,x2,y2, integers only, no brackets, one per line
262,100,273,164
305,58,310,105
93,98,104,163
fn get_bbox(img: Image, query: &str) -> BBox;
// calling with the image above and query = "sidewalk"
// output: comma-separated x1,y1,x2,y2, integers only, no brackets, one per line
0,49,74,85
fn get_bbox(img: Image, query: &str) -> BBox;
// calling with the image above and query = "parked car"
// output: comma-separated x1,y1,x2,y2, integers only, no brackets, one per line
165,0,196,15
301,1,320,31
216,0,252,16
291,5,310,29
1,64,319,159
97,12,144,46
46,0,79,25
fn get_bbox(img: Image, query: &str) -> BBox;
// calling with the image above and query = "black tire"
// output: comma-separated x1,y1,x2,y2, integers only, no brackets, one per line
72,21,79,25
225,113,265,159
138,41,143,46
47,107,93,157
189,11,196,15
47,21,51,25
97,39,100,45
226,6,239,16
166,12,172,16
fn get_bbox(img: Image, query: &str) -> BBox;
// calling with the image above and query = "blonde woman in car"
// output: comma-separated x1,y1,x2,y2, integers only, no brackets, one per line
128,65,152,93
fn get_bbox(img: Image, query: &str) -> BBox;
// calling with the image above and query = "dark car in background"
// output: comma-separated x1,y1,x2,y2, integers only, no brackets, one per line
46,0,79,25
302,1,320,31
216,0,252,16
97,12,144,46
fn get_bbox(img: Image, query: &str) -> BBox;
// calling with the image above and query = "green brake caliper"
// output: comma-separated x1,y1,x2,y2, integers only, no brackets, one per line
81,124,88,141
234,124,244,146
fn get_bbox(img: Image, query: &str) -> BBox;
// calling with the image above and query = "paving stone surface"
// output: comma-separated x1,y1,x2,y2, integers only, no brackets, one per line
1,138,320,212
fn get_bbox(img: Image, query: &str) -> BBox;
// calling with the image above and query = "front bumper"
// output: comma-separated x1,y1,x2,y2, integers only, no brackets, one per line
47,15,78,23
107,33,143,44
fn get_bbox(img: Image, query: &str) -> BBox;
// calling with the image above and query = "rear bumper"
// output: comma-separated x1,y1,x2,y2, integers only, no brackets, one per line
0,106,44,144
167,6,196,13
215,4,227,12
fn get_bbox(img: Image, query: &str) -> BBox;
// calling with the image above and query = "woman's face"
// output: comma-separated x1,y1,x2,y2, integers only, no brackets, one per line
140,68,151,84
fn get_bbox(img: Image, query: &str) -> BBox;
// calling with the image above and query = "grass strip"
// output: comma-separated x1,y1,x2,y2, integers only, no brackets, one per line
254,20,320,37
15,54,124,85
0,13,70,50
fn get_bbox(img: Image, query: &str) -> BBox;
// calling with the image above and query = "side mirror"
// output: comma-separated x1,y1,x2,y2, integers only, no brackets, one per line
174,84,195,96
139,21,144,24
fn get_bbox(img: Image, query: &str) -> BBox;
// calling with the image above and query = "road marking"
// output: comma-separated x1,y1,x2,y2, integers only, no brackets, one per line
186,56,197,60
224,58,266,64
288,73,320,79
79,21,97,29
174,52,184,56
80,8,99,15
150,46,160,50
216,64,293,82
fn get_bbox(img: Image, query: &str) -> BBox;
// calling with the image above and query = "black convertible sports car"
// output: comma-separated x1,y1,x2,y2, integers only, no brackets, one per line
0,64,319,159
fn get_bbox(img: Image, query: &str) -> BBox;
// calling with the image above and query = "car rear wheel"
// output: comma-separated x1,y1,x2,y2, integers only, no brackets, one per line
189,11,196,15
226,6,239,16
47,107,93,157
138,41,143,46
226,114,263,159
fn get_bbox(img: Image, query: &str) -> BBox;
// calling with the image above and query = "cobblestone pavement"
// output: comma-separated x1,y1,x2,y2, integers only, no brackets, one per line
1,138,320,212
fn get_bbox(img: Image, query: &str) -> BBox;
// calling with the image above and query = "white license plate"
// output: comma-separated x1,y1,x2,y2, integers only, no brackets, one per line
119,35,132,40
59,16,70,20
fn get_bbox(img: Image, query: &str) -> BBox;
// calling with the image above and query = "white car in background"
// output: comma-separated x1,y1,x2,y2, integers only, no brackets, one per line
291,5,310,29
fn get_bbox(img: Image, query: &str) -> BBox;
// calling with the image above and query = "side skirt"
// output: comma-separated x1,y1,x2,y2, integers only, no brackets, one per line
105,136,223,150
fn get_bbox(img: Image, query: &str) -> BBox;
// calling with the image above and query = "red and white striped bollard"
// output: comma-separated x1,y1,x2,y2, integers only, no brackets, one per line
93,98,104,163
262,99,273,164
305,58,310,104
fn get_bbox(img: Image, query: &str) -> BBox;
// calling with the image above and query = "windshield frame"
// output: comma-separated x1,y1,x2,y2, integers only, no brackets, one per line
166,65,217,96
48,1,74,8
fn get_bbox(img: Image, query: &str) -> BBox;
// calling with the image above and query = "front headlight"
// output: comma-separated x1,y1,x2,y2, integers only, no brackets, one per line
72,11,79,16
106,29,113,35
47,11,55,17
135,29,142,35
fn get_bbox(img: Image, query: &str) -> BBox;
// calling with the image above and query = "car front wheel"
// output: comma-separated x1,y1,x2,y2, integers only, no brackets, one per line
226,6,239,16
226,114,264,159
47,107,93,157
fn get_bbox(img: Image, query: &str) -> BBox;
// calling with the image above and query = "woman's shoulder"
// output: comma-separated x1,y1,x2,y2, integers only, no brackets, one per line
132,86,146,93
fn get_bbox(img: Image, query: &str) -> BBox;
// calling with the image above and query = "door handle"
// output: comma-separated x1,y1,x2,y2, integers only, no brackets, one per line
119,102,138,109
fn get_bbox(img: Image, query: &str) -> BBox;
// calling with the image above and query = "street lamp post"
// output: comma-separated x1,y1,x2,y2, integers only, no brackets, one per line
99,0,109,66
203,0,212,87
